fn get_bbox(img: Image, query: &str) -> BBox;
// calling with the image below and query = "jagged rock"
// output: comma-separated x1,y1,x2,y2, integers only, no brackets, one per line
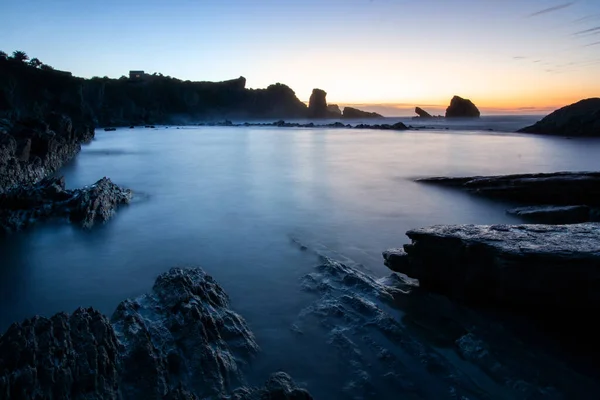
384,223,600,311
414,107,433,118
327,104,342,117
112,268,260,399
342,107,383,119
518,98,600,137
418,171,600,206
0,267,309,399
0,114,94,193
0,307,121,400
69,177,133,229
308,89,328,119
445,96,480,118
0,176,131,233
507,205,595,224
227,372,312,399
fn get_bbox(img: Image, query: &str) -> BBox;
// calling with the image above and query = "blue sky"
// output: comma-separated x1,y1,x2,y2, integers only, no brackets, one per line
2,0,600,114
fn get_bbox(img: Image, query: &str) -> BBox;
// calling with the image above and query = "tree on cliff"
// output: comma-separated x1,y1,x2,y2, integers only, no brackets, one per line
0,51,7,60
11,51,29,63
28,58,43,68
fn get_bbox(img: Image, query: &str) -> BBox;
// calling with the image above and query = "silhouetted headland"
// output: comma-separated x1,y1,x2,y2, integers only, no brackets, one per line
518,98,600,137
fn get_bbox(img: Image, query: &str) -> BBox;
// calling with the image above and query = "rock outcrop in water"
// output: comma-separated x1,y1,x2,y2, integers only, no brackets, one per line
0,176,132,233
307,89,328,118
518,98,600,137
414,106,433,118
327,104,342,117
341,107,383,119
418,171,600,224
0,267,312,399
383,223,600,311
445,96,480,118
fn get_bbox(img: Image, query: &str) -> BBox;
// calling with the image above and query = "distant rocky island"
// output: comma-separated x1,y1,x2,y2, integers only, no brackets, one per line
412,95,481,119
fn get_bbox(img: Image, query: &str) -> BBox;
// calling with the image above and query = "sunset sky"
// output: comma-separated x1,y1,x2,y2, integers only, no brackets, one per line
2,0,599,115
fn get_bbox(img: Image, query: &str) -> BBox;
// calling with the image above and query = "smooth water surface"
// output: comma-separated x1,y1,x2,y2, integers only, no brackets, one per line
2,123,600,395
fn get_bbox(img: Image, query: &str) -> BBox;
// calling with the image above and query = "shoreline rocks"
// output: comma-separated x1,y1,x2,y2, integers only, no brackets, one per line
0,267,312,399
383,223,600,311
418,171,600,224
0,115,94,193
0,176,132,233
518,98,600,137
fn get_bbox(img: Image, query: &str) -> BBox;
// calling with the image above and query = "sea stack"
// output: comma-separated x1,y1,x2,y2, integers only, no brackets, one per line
445,96,480,118
308,88,329,118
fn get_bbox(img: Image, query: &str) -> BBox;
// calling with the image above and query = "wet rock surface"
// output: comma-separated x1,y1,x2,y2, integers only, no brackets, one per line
506,205,599,224
384,223,600,311
518,98,600,137
0,115,94,193
0,176,132,233
418,171,600,224
297,257,600,399
0,267,311,399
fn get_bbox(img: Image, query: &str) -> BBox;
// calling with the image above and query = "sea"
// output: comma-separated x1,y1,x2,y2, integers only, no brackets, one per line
2,115,600,398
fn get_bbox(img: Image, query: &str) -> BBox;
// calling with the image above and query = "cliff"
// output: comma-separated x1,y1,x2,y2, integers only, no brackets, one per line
0,58,309,127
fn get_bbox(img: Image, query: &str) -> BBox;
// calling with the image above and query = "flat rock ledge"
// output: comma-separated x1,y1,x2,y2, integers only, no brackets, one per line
0,176,132,233
383,223,600,311
0,267,312,400
418,171,600,224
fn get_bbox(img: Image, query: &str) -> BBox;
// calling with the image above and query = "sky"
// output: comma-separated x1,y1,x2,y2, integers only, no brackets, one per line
1,0,600,116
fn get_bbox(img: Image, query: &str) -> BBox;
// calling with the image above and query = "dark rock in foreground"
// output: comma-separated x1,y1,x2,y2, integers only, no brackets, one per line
418,171,600,207
384,223,600,311
342,106,383,119
445,95,480,118
518,98,600,137
0,267,312,399
0,176,131,233
507,205,598,224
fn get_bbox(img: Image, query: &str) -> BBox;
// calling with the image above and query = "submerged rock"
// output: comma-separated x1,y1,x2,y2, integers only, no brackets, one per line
297,257,600,399
507,205,596,224
418,171,600,207
0,267,311,399
0,176,132,233
445,96,480,118
384,223,600,311
518,98,600,137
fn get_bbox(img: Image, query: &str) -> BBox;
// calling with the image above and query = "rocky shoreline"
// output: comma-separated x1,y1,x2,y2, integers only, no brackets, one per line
0,267,312,399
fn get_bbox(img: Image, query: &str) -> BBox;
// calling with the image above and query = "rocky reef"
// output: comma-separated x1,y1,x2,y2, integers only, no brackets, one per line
295,252,600,399
418,171,600,224
518,98,600,137
445,95,480,118
0,176,131,233
341,107,383,119
0,267,312,399
383,223,600,311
